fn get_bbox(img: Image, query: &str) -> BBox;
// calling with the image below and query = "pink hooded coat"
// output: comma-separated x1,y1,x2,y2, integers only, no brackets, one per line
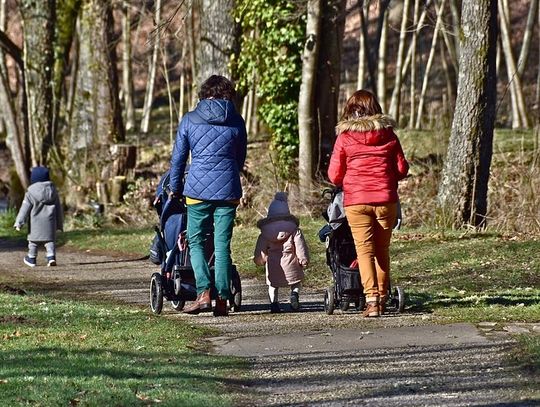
253,193,310,287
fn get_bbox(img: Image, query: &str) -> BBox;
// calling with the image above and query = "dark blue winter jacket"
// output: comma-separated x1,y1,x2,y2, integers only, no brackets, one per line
169,99,247,201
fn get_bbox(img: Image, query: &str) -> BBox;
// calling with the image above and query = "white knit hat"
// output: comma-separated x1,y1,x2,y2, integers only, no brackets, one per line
267,192,290,217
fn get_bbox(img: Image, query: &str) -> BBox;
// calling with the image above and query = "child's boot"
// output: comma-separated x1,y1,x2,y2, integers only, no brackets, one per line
47,256,56,267
290,291,300,311
24,256,36,268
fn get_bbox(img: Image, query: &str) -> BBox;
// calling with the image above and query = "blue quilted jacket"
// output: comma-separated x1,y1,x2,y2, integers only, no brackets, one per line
169,99,247,201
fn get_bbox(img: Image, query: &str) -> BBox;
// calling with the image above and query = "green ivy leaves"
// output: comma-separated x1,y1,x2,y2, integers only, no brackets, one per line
234,0,306,177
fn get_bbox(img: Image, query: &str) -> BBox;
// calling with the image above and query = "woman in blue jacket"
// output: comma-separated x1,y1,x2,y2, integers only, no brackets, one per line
169,75,247,317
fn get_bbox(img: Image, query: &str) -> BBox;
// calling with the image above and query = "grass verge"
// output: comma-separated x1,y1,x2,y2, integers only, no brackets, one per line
0,291,246,406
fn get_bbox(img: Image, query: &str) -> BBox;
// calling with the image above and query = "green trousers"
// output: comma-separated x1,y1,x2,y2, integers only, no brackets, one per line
187,201,237,299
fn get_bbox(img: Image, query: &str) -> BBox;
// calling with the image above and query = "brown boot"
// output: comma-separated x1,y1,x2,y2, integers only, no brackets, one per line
213,296,229,317
362,301,380,318
183,290,212,314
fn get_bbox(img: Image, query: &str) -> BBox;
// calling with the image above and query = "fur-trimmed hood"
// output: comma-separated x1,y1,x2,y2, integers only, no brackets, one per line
335,114,397,135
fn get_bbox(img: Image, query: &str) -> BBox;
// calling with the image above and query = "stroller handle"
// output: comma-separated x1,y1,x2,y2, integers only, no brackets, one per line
160,195,185,228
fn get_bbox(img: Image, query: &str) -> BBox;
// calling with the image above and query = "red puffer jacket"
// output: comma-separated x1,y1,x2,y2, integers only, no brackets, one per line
327,114,409,207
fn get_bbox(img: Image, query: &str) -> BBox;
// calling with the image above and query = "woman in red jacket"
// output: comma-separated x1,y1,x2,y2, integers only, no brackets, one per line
328,89,409,317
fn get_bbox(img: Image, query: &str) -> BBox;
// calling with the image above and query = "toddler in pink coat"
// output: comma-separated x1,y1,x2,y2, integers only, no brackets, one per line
253,192,310,313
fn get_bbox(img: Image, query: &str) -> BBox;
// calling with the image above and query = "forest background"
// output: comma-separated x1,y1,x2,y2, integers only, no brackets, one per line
0,0,539,234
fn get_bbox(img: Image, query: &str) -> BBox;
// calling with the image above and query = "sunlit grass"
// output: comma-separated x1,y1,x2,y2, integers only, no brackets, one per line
0,293,246,406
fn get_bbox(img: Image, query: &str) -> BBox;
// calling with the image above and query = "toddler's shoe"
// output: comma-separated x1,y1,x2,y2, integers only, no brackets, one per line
290,292,300,311
270,302,282,313
47,256,56,267
24,256,36,268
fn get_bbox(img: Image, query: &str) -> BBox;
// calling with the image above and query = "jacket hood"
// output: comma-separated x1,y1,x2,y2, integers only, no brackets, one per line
336,114,396,135
28,181,57,205
258,219,298,243
30,166,50,184
195,99,236,124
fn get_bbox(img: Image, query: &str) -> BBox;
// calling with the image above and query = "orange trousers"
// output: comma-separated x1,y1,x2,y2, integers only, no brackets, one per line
344,203,397,303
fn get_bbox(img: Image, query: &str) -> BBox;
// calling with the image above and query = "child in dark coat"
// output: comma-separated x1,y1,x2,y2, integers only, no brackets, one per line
14,167,63,267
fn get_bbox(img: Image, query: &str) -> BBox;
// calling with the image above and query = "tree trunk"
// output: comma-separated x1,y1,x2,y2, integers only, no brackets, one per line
315,0,346,175
0,28,29,188
388,0,411,122
51,0,80,158
140,0,162,134
377,7,388,111
449,0,461,62
20,0,55,166
188,2,198,107
415,0,446,129
400,0,433,82
0,2,29,188
299,0,322,198
356,1,368,90
517,0,539,77
121,0,135,131
499,0,529,128
0,0,4,136
69,0,125,203
408,0,420,128
196,0,239,88
438,0,497,228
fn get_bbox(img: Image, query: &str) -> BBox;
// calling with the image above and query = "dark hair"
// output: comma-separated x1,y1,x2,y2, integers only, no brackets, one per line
198,75,236,101
341,89,383,120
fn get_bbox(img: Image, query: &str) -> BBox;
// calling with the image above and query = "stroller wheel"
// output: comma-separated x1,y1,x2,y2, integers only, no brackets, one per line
150,273,164,314
229,268,242,312
324,286,335,315
230,291,242,312
340,301,350,312
394,286,406,313
171,299,185,311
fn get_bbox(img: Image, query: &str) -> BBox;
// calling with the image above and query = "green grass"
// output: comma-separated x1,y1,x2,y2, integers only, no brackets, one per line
59,227,154,256
0,292,246,406
513,334,540,375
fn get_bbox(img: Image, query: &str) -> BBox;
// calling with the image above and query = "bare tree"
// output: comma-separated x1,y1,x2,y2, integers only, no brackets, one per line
315,0,346,174
499,0,529,128
415,0,446,129
299,0,321,197
0,5,30,188
388,0,411,122
140,0,162,134
20,0,55,166
438,0,497,228
121,0,136,131
408,0,421,128
377,5,389,111
517,0,539,77
356,0,368,90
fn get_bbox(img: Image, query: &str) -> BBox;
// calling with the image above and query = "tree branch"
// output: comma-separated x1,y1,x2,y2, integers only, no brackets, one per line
0,29,23,68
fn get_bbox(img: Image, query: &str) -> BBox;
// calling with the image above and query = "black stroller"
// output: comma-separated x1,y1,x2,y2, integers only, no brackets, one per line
319,189,405,315
148,170,242,314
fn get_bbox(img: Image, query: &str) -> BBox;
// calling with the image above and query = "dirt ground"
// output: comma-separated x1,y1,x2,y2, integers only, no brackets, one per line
1,239,539,406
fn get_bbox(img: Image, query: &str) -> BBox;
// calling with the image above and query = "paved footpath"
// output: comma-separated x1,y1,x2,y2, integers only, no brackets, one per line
1,242,539,406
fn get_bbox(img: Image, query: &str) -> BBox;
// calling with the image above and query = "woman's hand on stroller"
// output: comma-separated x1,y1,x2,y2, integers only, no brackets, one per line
169,191,181,200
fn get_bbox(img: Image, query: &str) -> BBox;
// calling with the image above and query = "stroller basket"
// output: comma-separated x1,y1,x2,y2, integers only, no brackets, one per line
336,265,362,296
